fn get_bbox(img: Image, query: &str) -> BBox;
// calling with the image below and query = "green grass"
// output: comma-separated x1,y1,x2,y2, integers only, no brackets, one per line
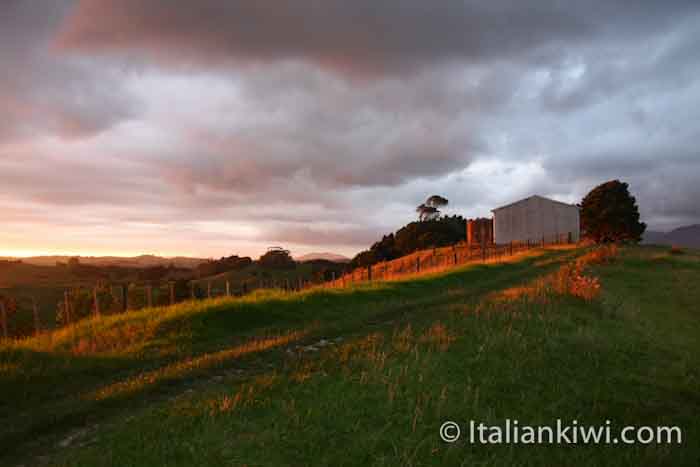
192,262,315,295
1,246,698,466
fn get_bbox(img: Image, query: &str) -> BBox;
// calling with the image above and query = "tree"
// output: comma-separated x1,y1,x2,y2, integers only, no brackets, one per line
416,195,449,221
350,215,466,269
258,247,296,269
580,180,646,243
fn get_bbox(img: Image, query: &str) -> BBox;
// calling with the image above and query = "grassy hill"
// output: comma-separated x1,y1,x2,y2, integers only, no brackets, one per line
192,260,348,296
0,261,193,336
1,245,698,466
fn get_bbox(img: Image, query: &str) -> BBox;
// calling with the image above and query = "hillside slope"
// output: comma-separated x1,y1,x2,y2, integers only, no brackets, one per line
1,246,698,466
643,224,700,248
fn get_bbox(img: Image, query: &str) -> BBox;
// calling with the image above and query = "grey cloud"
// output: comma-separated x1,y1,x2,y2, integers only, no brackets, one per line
54,0,591,75
0,0,139,143
55,1,700,77
2,0,700,257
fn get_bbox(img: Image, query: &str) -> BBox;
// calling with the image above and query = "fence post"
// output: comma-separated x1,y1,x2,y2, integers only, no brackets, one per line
1,300,7,339
146,285,153,308
93,286,101,316
367,265,372,282
32,297,41,336
65,290,72,323
226,281,230,296
416,257,420,273
122,285,129,312
510,241,513,256
169,282,174,305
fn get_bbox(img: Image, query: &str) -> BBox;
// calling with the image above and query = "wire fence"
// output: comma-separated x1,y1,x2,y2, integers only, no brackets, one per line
0,233,575,341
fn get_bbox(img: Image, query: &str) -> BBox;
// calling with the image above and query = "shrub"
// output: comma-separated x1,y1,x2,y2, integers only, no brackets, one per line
670,246,684,255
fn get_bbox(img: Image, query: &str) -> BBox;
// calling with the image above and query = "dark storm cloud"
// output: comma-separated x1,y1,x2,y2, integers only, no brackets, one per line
55,0,594,75
3,0,700,256
0,0,138,142
55,1,700,79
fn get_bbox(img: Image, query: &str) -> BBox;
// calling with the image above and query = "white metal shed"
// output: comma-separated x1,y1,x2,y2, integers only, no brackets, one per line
491,195,580,244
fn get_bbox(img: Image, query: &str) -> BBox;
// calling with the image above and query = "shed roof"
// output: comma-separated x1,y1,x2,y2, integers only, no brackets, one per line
491,195,578,213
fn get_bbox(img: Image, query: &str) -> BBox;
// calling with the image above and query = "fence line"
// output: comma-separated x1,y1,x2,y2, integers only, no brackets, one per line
0,233,575,340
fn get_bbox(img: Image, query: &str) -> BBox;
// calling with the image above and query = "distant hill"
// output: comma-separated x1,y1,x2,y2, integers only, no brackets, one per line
0,255,207,269
643,225,700,248
295,252,351,263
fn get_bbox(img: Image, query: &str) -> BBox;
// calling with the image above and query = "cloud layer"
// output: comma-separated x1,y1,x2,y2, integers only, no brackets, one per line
1,1,700,257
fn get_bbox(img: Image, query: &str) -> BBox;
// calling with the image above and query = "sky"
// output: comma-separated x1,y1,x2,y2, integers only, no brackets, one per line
1,0,700,259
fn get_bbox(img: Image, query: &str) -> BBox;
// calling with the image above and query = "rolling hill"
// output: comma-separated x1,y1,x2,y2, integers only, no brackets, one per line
0,255,207,269
295,252,351,263
1,246,699,466
643,224,700,248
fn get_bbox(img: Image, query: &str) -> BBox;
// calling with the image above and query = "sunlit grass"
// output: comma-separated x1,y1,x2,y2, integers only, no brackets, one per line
89,328,311,401
6,246,698,466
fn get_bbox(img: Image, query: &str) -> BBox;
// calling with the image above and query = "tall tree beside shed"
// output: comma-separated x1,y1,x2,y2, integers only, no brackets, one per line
580,180,646,243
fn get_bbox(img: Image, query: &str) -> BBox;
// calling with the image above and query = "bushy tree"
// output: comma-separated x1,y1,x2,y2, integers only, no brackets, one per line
580,180,646,243
258,247,296,269
350,215,466,268
196,255,252,278
416,195,449,221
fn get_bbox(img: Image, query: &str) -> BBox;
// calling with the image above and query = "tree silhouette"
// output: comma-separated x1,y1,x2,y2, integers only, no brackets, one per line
580,180,646,243
259,247,296,269
416,195,448,221
350,215,466,268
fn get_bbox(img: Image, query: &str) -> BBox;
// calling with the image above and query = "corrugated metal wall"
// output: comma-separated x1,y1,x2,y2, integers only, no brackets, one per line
493,196,580,244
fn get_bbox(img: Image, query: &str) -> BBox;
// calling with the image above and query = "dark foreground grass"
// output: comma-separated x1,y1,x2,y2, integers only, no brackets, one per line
0,247,571,464
3,246,699,466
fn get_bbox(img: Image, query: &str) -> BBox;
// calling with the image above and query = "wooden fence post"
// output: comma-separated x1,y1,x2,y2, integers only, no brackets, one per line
416,257,420,273
93,286,101,317
146,285,153,308
122,285,128,312
510,241,513,256
32,297,41,336
65,290,72,323
226,281,231,296
1,300,7,339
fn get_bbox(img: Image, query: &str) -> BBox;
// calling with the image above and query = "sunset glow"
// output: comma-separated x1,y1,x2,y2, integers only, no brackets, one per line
1,1,699,259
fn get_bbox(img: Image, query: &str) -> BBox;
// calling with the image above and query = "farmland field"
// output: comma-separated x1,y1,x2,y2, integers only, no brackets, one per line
0,245,698,466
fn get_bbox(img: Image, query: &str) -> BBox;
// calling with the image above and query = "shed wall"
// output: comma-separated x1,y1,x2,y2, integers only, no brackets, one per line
493,197,579,244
